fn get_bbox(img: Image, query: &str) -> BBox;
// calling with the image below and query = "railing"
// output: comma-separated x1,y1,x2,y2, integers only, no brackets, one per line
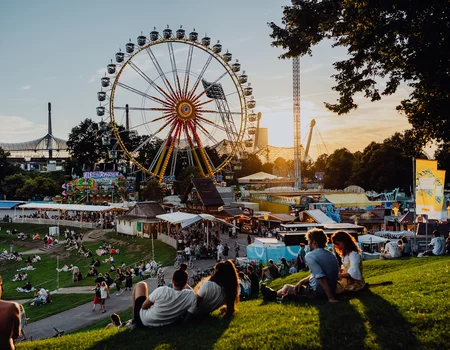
13,217,97,229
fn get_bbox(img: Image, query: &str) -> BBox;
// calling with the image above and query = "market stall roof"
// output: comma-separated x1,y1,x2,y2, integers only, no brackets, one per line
0,201,26,209
237,172,279,182
156,212,236,228
117,202,166,220
324,193,382,208
301,209,336,224
358,234,389,244
18,203,127,212
255,213,295,223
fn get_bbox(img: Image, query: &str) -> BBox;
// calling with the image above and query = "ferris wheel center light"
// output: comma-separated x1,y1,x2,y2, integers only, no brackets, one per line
176,100,196,120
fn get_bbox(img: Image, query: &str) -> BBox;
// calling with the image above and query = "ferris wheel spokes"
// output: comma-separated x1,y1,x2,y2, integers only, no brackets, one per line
127,60,175,102
192,71,229,103
183,44,194,96
187,55,213,101
145,46,177,98
116,82,171,107
167,41,183,95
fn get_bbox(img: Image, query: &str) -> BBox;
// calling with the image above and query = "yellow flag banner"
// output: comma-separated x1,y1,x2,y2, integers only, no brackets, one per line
434,169,446,219
415,159,437,218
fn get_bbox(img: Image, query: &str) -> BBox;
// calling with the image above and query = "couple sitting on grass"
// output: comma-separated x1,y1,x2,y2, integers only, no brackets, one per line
131,260,239,328
263,228,365,303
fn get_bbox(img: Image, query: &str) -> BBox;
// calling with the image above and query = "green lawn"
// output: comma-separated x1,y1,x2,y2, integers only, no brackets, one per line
0,223,176,323
16,255,450,349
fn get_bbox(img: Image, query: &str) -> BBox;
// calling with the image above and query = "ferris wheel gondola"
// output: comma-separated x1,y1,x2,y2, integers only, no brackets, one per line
96,25,256,183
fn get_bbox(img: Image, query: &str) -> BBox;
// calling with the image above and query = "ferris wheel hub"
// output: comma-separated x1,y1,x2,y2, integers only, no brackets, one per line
175,99,196,121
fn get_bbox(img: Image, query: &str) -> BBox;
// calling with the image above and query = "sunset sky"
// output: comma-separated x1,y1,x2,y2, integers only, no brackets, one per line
0,0,416,160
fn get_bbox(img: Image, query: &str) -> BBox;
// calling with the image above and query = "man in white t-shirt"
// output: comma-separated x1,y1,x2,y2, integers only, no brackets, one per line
423,230,446,256
217,242,224,261
380,240,402,260
131,265,195,328
184,246,191,261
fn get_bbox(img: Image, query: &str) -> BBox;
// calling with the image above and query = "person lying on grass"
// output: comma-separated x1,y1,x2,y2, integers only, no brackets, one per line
331,230,366,293
276,228,339,303
130,263,196,327
186,259,239,319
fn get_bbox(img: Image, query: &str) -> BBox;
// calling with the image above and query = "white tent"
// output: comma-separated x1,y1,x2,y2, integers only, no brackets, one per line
358,234,389,244
374,230,415,238
156,212,236,246
156,212,198,224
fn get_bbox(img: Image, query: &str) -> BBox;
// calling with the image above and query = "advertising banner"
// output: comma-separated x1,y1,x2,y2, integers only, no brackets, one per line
415,159,437,218
415,159,445,220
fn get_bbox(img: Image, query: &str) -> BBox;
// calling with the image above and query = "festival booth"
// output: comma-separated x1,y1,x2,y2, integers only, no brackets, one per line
156,211,235,248
17,203,127,229
116,202,166,237
357,234,389,260
246,237,302,264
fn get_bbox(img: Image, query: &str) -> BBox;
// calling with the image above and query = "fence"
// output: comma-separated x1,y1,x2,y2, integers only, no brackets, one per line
157,233,178,250
13,217,97,229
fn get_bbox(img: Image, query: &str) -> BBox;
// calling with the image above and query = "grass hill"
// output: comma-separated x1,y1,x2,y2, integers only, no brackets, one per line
16,255,450,350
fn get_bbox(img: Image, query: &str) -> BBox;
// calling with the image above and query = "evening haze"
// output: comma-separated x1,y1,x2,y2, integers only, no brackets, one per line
0,0,412,160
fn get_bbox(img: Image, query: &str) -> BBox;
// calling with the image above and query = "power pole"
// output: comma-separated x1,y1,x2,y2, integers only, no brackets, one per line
293,56,301,189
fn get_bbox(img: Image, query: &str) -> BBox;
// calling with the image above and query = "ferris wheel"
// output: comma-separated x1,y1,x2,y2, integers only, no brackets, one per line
96,26,257,183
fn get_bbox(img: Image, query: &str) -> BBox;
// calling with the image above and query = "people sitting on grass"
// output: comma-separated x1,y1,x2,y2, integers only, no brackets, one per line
422,230,446,256
187,260,239,319
91,258,101,268
380,240,402,260
238,272,251,298
274,228,339,303
261,259,281,281
130,263,196,328
398,236,411,257
16,281,34,293
331,230,366,293
30,288,50,307
279,257,290,277
33,233,40,240
17,263,35,272
246,265,259,296
87,267,98,277
12,273,27,282
56,264,70,272
104,255,115,264
105,313,126,329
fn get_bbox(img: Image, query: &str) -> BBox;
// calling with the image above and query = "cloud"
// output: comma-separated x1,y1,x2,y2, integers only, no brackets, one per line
21,85,31,90
0,115,46,142
88,68,106,84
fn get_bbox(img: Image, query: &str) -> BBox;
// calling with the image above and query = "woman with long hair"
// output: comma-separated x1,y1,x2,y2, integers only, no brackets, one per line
331,230,365,293
189,259,239,318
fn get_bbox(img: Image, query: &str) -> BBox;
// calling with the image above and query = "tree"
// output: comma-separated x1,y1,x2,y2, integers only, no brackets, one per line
15,175,59,200
323,148,354,189
435,143,450,186
2,173,27,199
141,179,164,202
261,162,274,174
0,147,17,184
269,0,450,143
66,119,109,172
